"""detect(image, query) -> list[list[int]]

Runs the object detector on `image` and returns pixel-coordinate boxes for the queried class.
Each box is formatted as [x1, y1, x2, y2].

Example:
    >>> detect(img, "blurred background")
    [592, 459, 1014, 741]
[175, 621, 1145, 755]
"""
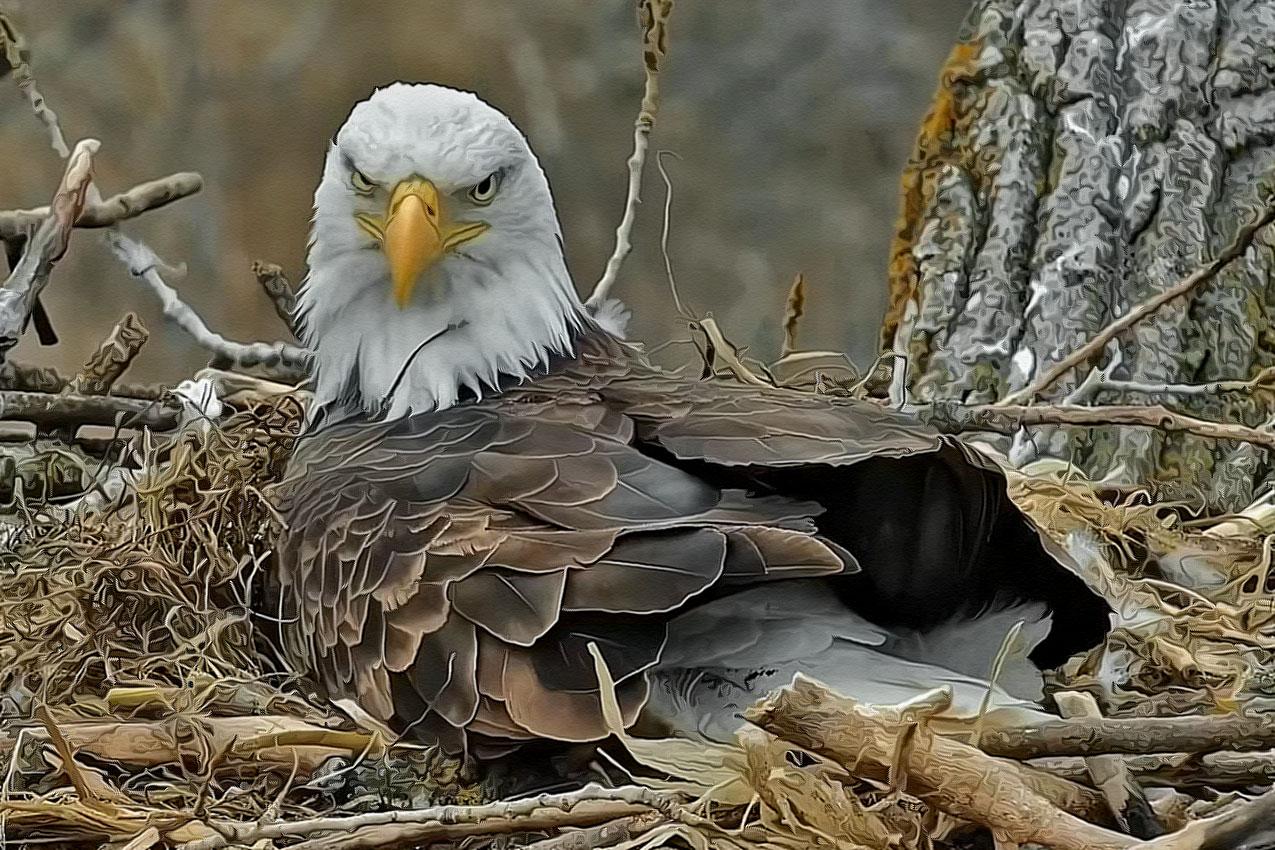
[0, 0, 968, 383]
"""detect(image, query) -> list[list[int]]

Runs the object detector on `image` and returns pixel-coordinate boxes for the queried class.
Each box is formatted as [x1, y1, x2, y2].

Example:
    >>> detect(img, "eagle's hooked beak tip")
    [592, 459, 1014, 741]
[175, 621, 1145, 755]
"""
[383, 179, 444, 310]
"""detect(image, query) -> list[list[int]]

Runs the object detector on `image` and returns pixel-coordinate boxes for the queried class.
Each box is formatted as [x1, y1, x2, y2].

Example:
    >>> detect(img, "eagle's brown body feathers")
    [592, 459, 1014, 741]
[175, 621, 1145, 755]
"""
[276, 334, 1108, 754]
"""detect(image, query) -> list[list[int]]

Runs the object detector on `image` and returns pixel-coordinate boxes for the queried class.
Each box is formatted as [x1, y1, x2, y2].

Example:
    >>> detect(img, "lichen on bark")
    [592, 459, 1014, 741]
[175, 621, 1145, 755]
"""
[887, 0, 1275, 510]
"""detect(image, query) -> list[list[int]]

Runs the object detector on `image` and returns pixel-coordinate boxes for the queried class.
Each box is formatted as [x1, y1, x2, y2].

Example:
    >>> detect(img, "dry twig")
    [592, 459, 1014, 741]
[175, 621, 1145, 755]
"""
[181, 784, 686, 850]
[519, 813, 665, 850]
[108, 233, 311, 380]
[586, 0, 674, 307]
[34, 705, 107, 812]
[916, 401, 1275, 453]
[0, 10, 69, 158]
[1003, 203, 1275, 405]
[0, 172, 204, 240]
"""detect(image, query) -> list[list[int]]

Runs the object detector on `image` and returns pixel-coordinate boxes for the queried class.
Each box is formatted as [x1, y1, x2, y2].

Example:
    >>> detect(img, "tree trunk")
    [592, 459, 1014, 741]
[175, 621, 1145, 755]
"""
[885, 0, 1275, 511]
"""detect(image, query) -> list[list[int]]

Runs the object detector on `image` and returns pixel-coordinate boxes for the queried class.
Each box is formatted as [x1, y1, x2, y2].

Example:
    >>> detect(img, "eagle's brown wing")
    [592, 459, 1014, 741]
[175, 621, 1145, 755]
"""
[276, 340, 1107, 753]
[276, 388, 855, 753]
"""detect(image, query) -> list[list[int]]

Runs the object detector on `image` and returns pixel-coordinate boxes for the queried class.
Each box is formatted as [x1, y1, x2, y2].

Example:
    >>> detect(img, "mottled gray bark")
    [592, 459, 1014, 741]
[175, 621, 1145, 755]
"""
[886, 0, 1275, 511]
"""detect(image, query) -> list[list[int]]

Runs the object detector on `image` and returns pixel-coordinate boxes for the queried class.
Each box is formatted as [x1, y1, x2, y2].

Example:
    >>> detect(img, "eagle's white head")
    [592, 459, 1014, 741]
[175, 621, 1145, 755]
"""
[297, 83, 597, 423]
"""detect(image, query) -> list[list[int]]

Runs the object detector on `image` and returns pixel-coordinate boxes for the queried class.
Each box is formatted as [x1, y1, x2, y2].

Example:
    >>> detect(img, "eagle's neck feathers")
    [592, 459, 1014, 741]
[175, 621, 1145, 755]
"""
[297, 238, 588, 423]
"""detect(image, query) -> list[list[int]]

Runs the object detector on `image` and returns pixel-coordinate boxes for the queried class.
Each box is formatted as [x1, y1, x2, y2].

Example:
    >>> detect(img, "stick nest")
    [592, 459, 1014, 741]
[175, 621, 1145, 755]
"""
[1, 399, 303, 708]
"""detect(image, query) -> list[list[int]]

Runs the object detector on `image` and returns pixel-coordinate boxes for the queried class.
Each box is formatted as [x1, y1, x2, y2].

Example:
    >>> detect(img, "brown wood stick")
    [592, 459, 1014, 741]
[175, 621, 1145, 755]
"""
[285, 804, 656, 850]
[0, 172, 203, 239]
[746, 677, 1131, 850]
[2, 714, 373, 778]
[179, 785, 687, 850]
[978, 713, 1275, 760]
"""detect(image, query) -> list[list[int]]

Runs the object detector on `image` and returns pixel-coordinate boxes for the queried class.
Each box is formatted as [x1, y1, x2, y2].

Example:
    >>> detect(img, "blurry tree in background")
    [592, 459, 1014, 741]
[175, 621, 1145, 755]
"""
[0, 0, 967, 382]
[890, 0, 1275, 510]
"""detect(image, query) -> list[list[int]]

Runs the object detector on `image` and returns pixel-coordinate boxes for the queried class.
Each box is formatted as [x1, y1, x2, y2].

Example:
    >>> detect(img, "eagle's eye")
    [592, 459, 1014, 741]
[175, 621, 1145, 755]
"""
[468, 171, 501, 205]
[350, 168, 376, 195]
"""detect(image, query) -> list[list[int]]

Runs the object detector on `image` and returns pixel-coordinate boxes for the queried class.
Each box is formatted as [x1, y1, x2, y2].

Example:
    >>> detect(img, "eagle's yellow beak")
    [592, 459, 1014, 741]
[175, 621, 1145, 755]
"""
[355, 178, 489, 309]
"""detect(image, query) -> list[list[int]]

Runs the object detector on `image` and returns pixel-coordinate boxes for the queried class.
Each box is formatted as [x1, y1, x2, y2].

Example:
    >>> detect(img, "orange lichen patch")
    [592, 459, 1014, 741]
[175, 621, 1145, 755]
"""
[881, 38, 984, 350]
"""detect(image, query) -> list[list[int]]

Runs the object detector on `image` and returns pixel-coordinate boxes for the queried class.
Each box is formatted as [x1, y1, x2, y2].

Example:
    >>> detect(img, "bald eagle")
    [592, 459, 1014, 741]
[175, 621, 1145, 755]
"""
[276, 83, 1108, 756]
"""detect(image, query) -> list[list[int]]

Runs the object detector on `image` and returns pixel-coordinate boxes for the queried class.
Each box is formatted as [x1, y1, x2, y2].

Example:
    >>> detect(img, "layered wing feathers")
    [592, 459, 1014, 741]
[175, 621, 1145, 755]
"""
[278, 382, 868, 750]
[277, 345, 972, 751]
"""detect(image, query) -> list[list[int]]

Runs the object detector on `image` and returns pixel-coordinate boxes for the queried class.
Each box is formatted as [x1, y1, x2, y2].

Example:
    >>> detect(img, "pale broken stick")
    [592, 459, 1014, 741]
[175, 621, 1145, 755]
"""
[0, 172, 204, 240]
[0, 137, 97, 353]
[746, 677, 1131, 850]
[107, 233, 312, 381]
[751, 681, 1275, 850]
[1133, 788, 1275, 850]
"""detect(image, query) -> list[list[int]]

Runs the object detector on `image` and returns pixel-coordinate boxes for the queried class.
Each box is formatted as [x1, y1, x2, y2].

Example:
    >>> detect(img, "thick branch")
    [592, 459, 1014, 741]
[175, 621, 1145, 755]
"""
[586, 0, 673, 307]
[0, 390, 178, 430]
[746, 677, 1129, 850]
[107, 233, 311, 380]
[1032, 751, 1275, 789]
[0, 172, 203, 240]
[65, 312, 148, 395]
[285, 806, 657, 850]
[1003, 204, 1275, 405]
[915, 401, 1275, 453]
[978, 713, 1275, 760]
[0, 138, 97, 353]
